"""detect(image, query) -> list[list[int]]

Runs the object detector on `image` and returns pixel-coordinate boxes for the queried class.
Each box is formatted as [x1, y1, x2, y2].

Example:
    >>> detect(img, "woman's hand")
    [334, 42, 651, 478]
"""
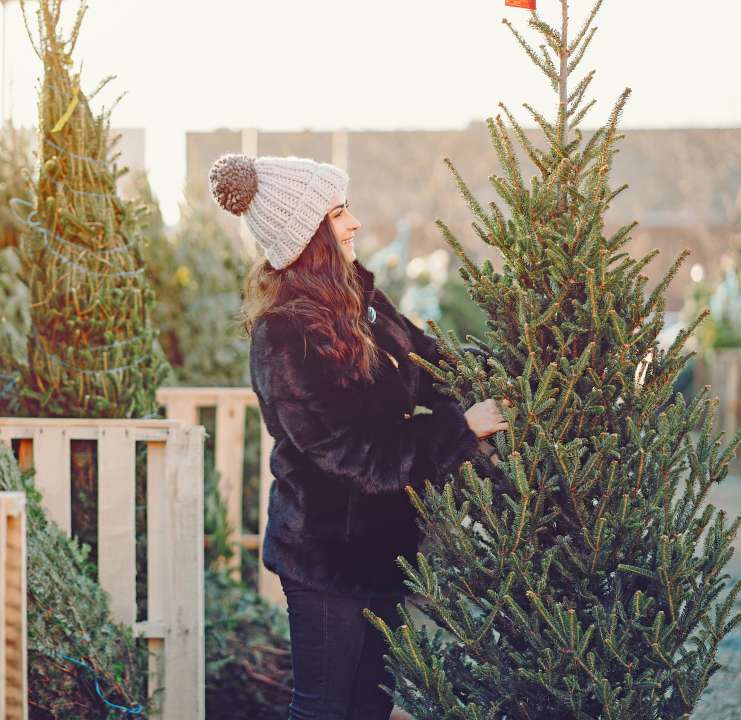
[464, 397, 512, 439]
[478, 439, 501, 466]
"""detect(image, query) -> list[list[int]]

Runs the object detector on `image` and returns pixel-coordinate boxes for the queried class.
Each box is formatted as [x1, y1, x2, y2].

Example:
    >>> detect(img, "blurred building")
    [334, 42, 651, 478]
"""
[112, 127, 146, 199]
[186, 125, 741, 310]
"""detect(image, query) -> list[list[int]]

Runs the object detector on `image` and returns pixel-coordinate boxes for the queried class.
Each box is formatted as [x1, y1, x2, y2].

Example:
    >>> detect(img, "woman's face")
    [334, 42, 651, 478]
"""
[327, 192, 361, 263]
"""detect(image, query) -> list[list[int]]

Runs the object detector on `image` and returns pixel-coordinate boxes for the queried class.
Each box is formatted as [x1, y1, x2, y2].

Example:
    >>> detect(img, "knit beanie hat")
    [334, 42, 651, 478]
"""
[208, 154, 349, 270]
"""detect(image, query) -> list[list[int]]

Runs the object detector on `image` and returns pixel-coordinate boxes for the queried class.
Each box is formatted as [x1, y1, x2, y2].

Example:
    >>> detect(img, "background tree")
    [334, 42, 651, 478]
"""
[0, 122, 33, 412]
[365, 2, 741, 718]
[141, 180, 248, 387]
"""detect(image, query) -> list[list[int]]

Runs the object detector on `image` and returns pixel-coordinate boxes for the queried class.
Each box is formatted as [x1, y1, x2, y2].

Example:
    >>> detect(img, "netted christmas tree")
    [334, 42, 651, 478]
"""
[10, 0, 169, 419]
[0, 441, 145, 718]
[365, 2, 741, 718]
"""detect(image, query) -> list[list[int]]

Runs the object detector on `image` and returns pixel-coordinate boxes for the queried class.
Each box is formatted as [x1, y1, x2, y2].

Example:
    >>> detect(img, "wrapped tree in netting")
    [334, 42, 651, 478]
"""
[11, 0, 169, 419]
[0, 441, 146, 718]
[365, 2, 741, 718]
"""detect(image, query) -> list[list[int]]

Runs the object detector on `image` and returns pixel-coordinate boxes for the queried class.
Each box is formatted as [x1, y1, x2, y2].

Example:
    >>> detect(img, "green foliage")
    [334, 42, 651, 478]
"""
[438, 272, 490, 343]
[0, 120, 34, 250]
[204, 568, 292, 720]
[140, 181, 248, 388]
[364, 3, 741, 718]
[682, 265, 741, 351]
[0, 441, 147, 718]
[201, 421, 293, 719]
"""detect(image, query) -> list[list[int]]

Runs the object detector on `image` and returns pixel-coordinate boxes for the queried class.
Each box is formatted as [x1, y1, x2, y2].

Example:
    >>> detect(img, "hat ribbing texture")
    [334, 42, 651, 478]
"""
[209, 154, 349, 270]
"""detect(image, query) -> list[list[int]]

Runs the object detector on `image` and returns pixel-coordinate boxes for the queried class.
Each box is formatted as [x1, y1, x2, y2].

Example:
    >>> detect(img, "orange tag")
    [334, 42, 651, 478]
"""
[506, 0, 536, 8]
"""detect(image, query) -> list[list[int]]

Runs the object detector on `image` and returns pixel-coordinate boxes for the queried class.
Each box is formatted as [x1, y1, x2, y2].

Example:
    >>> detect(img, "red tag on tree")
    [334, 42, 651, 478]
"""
[506, 0, 536, 8]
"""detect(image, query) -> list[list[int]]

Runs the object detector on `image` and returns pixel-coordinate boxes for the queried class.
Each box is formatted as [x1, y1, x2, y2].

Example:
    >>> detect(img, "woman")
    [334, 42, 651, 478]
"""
[209, 154, 508, 720]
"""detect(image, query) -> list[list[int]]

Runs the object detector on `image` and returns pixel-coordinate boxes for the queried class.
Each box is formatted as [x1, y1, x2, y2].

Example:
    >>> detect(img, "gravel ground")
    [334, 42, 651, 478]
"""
[694, 468, 741, 720]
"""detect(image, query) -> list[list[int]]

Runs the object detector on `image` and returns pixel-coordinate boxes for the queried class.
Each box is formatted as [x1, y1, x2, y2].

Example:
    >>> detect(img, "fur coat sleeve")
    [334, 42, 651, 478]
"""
[250, 314, 480, 497]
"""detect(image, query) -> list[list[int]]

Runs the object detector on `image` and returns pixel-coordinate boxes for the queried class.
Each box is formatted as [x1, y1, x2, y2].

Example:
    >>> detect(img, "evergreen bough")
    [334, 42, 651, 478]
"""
[364, 2, 741, 718]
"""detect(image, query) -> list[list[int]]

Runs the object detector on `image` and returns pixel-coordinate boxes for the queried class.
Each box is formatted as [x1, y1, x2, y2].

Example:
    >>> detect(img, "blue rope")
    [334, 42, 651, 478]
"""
[0, 374, 18, 398]
[44, 136, 110, 170]
[57, 653, 144, 715]
[9, 198, 143, 278]
[28, 327, 149, 355]
[39, 348, 152, 375]
[53, 178, 116, 200]
[14, 200, 131, 255]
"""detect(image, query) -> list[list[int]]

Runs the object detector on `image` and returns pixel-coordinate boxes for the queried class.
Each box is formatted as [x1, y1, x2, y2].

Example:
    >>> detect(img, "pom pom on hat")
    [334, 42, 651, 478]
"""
[208, 153, 259, 215]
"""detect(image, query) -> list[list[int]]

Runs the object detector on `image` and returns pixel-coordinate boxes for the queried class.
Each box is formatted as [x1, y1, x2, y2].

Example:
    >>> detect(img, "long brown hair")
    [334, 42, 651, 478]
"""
[240, 215, 381, 387]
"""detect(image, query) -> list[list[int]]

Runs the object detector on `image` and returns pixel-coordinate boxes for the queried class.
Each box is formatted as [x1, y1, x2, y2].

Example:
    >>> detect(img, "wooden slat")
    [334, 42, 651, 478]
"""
[0, 418, 184, 430]
[32, 426, 71, 534]
[162, 425, 205, 719]
[132, 620, 167, 638]
[157, 387, 255, 405]
[147, 637, 165, 717]
[240, 534, 259, 550]
[0, 497, 6, 720]
[166, 399, 198, 427]
[1, 493, 27, 720]
[98, 427, 137, 626]
[146, 437, 168, 719]
[215, 395, 246, 576]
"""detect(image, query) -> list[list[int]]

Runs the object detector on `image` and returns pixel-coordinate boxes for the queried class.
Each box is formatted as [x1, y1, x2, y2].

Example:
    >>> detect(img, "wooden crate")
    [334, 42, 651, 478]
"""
[0, 419, 205, 720]
[0, 492, 27, 720]
[156, 387, 283, 608]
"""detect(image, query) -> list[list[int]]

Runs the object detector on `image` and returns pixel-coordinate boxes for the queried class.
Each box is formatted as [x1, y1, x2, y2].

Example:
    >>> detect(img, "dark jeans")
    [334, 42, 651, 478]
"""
[280, 574, 405, 720]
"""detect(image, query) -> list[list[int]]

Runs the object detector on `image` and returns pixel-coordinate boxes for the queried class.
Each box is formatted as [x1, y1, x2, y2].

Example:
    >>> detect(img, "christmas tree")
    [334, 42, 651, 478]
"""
[365, 2, 741, 718]
[11, 0, 169, 419]
[0, 436, 145, 716]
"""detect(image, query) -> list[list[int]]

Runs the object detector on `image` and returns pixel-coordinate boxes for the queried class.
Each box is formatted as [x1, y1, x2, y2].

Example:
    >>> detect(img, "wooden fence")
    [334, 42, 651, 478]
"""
[155, 387, 283, 608]
[0, 418, 205, 720]
[0, 492, 27, 720]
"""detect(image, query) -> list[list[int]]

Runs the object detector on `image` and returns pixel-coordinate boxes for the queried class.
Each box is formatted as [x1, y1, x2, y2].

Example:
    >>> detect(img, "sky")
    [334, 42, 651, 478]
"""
[6, 0, 741, 224]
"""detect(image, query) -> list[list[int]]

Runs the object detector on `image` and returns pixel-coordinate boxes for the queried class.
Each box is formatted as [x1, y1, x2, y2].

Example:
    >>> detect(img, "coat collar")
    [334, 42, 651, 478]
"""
[353, 259, 377, 307]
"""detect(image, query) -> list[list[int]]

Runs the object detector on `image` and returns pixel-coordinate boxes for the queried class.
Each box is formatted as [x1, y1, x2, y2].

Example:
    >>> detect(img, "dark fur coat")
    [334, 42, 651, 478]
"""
[249, 259, 480, 597]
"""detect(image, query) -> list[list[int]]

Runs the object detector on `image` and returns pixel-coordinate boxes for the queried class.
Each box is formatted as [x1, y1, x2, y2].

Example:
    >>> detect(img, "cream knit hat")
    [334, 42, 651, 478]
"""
[208, 154, 349, 270]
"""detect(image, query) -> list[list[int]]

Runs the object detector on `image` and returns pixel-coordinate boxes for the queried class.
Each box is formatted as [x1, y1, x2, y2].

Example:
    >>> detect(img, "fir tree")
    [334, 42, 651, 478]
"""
[365, 2, 741, 718]
[142, 181, 247, 388]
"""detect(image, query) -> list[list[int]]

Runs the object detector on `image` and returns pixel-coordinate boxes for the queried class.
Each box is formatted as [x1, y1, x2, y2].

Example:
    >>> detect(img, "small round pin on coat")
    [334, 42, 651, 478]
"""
[367, 306, 377, 324]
